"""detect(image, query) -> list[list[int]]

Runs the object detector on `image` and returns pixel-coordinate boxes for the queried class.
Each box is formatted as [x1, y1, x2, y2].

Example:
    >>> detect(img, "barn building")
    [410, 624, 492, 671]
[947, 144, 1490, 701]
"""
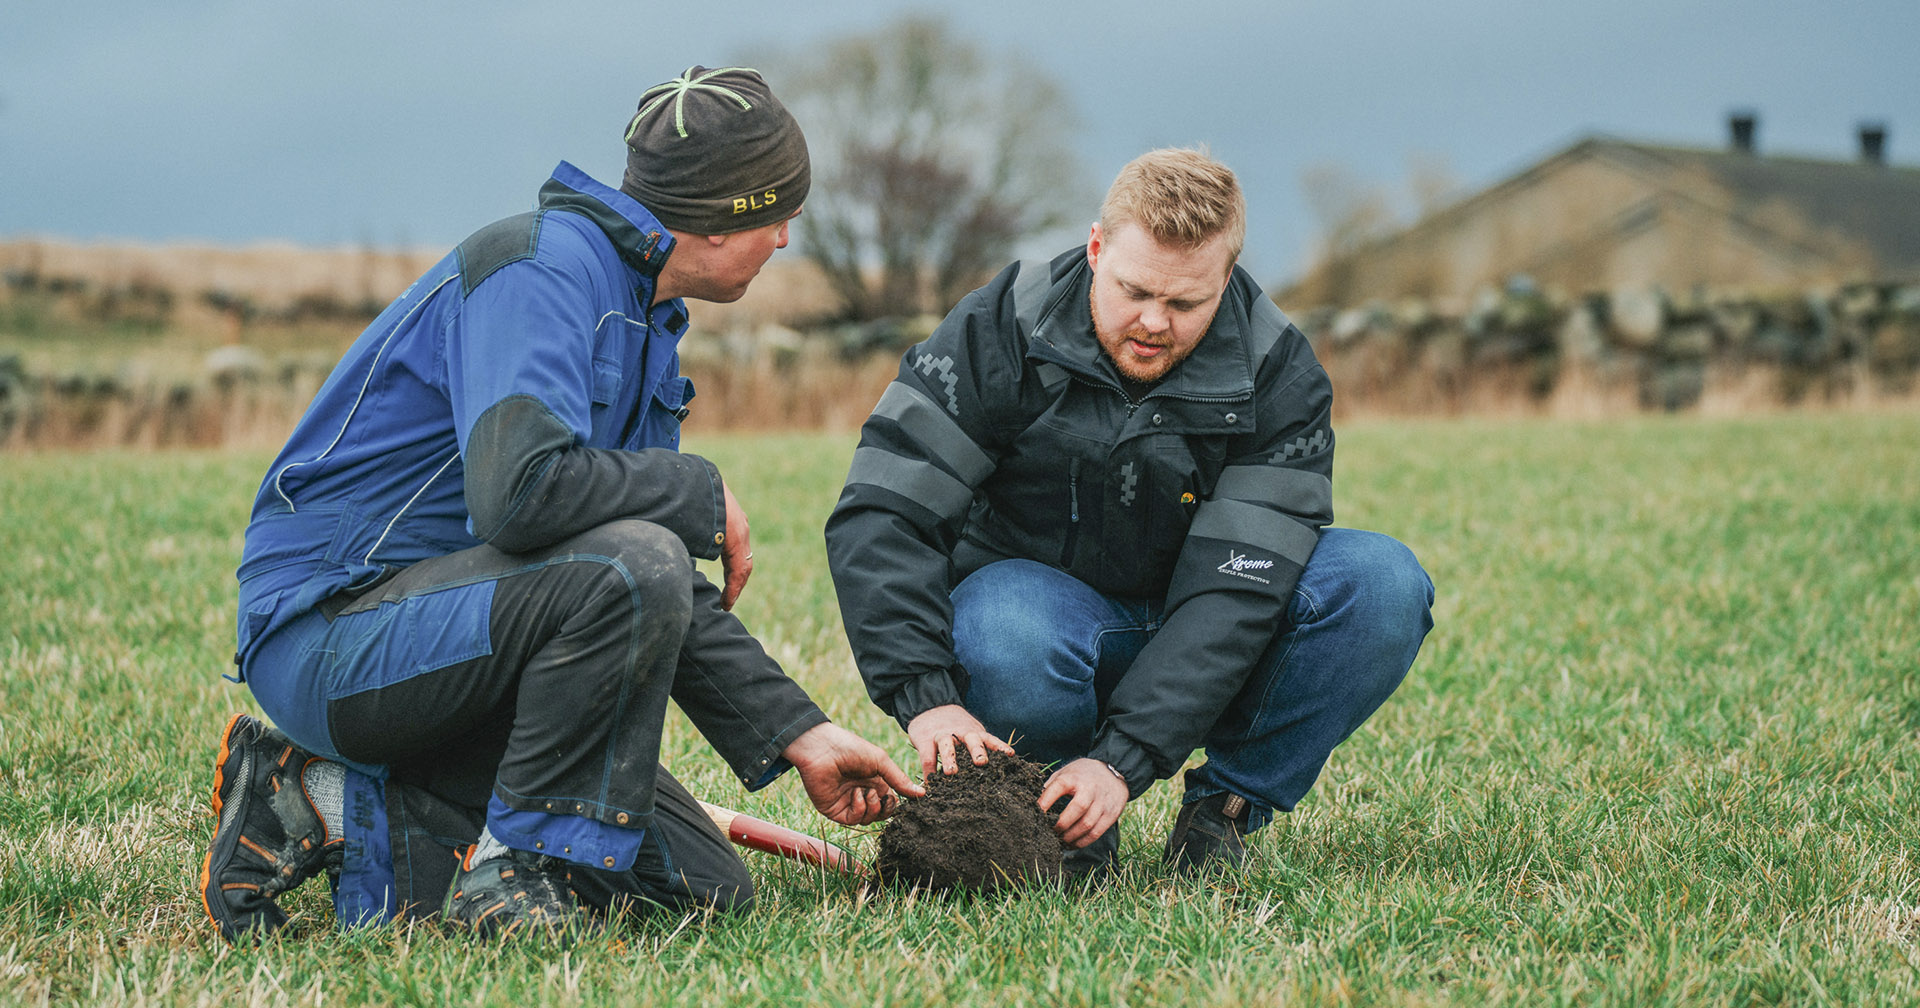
[1284, 116, 1920, 308]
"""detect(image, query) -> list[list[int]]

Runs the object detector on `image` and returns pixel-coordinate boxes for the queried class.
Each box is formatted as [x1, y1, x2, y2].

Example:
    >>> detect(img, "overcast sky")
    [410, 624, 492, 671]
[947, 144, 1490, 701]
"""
[3, 0, 1912, 285]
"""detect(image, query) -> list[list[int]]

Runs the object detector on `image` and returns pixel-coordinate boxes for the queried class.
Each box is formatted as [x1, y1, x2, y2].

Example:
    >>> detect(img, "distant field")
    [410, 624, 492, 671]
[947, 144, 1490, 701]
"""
[2, 413, 1917, 1006]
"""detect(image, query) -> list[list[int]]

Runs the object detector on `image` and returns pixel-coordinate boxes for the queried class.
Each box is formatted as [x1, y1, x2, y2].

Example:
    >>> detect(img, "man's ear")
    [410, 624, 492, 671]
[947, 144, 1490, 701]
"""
[1086, 222, 1102, 268]
[706, 233, 729, 248]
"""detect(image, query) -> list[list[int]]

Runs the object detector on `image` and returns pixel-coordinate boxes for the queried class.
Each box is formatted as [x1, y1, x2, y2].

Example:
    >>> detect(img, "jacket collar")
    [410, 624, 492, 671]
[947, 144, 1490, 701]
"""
[538, 161, 677, 282]
[538, 161, 688, 333]
[1027, 246, 1257, 403]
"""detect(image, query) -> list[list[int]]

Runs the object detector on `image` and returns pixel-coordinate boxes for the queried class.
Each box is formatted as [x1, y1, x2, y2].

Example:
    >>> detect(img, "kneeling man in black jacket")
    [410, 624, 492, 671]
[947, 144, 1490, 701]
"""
[826, 148, 1434, 879]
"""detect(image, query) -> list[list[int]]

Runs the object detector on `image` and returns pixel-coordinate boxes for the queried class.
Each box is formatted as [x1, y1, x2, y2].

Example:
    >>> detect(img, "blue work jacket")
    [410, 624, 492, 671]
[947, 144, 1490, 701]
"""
[234, 162, 698, 676]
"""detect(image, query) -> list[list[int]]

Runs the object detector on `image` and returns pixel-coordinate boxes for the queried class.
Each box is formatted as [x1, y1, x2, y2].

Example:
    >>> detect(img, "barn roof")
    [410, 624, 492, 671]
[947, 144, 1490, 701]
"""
[1581, 137, 1920, 272]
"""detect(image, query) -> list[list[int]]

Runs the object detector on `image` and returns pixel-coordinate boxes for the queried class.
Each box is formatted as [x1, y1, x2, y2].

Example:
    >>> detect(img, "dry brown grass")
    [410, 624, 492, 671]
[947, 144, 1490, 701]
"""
[1, 237, 839, 331]
[1, 239, 866, 448]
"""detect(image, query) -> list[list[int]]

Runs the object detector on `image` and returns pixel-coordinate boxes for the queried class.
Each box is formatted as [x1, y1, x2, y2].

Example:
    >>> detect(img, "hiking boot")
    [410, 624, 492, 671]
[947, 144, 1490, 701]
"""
[1164, 792, 1252, 876]
[1061, 824, 1120, 886]
[200, 713, 343, 941]
[444, 844, 590, 940]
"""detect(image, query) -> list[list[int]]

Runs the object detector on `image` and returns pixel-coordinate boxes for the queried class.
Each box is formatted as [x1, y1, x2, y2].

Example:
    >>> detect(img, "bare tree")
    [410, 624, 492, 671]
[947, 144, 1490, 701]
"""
[1292, 163, 1397, 306]
[1406, 152, 1462, 219]
[1302, 163, 1395, 261]
[754, 16, 1082, 320]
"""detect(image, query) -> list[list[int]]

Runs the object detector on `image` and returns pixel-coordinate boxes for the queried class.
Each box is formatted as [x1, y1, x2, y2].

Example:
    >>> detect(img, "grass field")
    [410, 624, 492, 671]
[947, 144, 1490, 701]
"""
[2, 412, 1917, 1006]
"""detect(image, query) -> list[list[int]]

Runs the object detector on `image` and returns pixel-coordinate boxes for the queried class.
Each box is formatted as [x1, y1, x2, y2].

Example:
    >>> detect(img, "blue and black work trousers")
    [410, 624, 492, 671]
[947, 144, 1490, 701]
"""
[242, 519, 752, 926]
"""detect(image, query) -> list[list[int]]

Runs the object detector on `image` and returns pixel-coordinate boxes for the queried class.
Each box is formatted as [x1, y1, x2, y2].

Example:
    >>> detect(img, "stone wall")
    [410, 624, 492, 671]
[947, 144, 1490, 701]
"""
[1291, 280, 1920, 416]
[8, 259, 1920, 448]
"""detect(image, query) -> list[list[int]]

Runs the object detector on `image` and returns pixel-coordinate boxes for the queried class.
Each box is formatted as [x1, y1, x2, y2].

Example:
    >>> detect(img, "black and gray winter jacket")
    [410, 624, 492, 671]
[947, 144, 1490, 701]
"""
[824, 246, 1334, 798]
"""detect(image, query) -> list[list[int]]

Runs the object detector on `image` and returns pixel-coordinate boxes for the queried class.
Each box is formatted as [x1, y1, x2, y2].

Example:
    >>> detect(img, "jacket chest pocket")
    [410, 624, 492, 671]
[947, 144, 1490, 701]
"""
[585, 356, 626, 445]
[590, 356, 623, 406]
[636, 374, 694, 449]
[1122, 434, 1225, 514]
[1106, 435, 1226, 580]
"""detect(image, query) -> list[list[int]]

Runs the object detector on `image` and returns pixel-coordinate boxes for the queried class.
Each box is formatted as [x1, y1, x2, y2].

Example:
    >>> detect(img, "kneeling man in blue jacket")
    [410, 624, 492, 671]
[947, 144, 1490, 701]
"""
[202, 65, 920, 941]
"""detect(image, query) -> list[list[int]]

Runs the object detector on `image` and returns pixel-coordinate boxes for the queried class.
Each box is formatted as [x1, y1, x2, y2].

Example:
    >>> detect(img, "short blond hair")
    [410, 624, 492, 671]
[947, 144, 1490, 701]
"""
[1099, 148, 1246, 268]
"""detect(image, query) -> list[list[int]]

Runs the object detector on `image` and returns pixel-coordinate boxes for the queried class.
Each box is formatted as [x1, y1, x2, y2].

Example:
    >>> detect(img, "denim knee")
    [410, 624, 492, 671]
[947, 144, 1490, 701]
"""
[1310, 529, 1434, 642]
[955, 595, 1088, 684]
[952, 560, 1107, 759]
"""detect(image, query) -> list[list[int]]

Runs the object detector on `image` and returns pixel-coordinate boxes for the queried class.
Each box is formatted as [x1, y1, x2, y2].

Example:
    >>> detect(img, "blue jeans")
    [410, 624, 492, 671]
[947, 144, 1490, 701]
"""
[951, 528, 1433, 831]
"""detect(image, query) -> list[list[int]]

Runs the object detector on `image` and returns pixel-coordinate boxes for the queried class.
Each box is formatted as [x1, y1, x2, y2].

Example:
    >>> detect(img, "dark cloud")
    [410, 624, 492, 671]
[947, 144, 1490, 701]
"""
[3, 0, 1913, 285]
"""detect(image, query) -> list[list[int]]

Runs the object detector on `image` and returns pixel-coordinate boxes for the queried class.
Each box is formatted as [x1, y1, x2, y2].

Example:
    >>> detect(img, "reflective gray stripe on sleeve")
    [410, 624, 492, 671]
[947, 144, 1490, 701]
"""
[872, 382, 994, 485]
[1011, 258, 1052, 338]
[1188, 498, 1319, 566]
[1213, 464, 1332, 516]
[845, 446, 976, 521]
[1247, 290, 1292, 362]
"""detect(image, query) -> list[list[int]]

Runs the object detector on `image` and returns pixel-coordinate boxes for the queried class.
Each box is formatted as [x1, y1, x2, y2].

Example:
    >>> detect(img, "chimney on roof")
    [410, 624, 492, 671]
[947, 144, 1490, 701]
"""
[1859, 122, 1887, 166]
[1729, 111, 1758, 154]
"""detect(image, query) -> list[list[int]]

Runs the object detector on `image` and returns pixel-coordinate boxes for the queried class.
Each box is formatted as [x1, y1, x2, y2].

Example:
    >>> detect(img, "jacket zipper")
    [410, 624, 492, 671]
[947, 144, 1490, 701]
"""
[1155, 389, 1247, 404]
[1063, 457, 1081, 568]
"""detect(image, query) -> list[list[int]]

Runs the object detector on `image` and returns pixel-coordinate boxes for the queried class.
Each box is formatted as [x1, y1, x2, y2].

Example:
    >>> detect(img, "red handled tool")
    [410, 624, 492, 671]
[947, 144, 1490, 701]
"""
[698, 800, 866, 875]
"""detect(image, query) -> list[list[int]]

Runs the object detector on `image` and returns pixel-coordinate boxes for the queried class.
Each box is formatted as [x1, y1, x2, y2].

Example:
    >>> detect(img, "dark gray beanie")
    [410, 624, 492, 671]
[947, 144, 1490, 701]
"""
[620, 65, 810, 235]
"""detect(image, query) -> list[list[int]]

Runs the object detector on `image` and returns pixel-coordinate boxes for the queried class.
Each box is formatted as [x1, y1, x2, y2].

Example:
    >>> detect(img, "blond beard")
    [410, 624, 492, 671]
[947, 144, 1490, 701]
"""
[1092, 286, 1181, 382]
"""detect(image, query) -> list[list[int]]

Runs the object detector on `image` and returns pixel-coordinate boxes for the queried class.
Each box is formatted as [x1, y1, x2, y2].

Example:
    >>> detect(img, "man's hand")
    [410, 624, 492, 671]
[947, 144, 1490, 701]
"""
[782, 722, 926, 826]
[906, 704, 1017, 777]
[1038, 758, 1130, 848]
[718, 481, 753, 610]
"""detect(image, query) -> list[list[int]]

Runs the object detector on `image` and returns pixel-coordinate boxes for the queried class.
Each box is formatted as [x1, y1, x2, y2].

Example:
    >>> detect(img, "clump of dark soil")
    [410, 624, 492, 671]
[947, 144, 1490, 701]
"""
[875, 745, 1064, 893]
